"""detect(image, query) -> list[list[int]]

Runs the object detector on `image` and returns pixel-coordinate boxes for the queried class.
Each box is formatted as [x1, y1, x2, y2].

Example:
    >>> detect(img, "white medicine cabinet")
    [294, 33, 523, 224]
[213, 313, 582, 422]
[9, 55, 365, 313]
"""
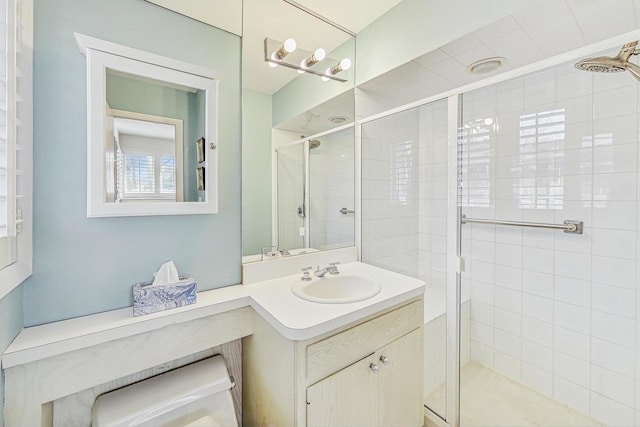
[75, 33, 221, 217]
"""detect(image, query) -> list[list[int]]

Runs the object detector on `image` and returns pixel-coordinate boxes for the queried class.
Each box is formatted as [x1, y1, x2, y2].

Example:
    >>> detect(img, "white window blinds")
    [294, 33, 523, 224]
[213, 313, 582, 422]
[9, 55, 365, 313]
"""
[0, 0, 24, 268]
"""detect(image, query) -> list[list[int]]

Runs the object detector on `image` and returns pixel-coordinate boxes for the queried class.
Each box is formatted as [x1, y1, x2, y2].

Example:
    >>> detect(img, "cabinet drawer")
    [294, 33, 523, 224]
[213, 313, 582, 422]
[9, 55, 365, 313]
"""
[306, 299, 422, 382]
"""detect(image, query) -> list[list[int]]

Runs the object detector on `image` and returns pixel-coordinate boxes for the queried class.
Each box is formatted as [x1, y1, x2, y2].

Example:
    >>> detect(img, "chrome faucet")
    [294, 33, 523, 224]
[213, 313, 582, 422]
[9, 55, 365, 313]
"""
[314, 262, 340, 277]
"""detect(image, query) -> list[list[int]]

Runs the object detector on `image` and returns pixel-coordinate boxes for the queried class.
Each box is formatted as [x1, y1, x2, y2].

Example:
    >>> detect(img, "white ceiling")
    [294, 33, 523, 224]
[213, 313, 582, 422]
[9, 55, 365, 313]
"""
[359, 0, 640, 111]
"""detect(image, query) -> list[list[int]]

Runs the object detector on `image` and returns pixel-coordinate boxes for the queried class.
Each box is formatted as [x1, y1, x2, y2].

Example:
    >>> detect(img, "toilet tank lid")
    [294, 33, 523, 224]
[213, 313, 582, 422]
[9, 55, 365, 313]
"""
[92, 355, 233, 425]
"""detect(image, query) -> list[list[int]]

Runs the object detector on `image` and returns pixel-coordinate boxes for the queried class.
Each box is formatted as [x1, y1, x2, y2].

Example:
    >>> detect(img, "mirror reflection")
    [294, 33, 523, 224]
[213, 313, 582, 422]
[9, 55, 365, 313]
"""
[275, 126, 355, 256]
[105, 69, 205, 203]
[241, 0, 356, 261]
[108, 111, 182, 202]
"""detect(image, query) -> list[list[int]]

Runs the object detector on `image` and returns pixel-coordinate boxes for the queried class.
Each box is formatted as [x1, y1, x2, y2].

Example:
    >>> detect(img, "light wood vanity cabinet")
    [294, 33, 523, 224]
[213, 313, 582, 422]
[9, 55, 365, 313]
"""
[243, 297, 424, 427]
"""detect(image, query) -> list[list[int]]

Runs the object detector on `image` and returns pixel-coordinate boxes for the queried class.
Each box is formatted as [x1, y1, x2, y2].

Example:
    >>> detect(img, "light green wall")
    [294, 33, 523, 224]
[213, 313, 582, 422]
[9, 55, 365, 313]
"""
[242, 89, 273, 255]
[355, 0, 538, 85]
[0, 286, 24, 427]
[25, 0, 241, 326]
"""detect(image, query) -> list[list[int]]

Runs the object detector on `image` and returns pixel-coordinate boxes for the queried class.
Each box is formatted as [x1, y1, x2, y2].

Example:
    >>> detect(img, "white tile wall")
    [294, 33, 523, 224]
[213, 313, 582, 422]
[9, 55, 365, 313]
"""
[462, 61, 640, 424]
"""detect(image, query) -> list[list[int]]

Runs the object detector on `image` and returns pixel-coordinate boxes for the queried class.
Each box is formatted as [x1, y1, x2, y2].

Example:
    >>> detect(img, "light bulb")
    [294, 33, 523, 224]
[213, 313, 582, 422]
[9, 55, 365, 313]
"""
[283, 38, 296, 54]
[268, 53, 279, 67]
[301, 48, 327, 69]
[328, 57, 352, 75]
[274, 38, 296, 60]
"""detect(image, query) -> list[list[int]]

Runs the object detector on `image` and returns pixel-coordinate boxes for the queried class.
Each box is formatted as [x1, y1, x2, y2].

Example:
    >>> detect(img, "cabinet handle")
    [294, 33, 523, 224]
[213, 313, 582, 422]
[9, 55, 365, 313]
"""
[379, 355, 391, 365]
[369, 363, 379, 373]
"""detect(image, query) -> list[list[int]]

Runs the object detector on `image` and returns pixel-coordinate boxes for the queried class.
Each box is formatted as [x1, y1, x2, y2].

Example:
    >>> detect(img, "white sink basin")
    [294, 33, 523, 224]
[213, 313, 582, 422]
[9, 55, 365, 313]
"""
[291, 274, 382, 304]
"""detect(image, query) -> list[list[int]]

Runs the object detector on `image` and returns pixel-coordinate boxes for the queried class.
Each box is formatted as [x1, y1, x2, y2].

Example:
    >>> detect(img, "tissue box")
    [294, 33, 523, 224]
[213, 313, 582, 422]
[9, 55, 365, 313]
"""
[132, 276, 197, 317]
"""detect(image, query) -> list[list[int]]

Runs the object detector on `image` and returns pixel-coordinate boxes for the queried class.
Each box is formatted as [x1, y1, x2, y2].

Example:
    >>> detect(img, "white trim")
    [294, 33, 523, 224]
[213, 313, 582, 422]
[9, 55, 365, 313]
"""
[84, 46, 219, 217]
[271, 147, 279, 247]
[354, 120, 362, 261]
[74, 32, 223, 81]
[0, 261, 30, 300]
[1, 0, 34, 295]
[445, 94, 461, 427]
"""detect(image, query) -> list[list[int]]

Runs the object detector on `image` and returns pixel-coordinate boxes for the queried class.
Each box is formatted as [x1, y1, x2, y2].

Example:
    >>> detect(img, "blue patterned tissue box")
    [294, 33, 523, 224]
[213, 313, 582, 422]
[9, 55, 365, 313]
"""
[132, 277, 197, 317]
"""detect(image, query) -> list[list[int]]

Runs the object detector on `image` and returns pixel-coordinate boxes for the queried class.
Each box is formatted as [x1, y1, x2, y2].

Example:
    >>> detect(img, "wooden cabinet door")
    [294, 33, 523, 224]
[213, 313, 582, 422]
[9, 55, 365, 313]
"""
[306, 353, 378, 427]
[377, 329, 423, 427]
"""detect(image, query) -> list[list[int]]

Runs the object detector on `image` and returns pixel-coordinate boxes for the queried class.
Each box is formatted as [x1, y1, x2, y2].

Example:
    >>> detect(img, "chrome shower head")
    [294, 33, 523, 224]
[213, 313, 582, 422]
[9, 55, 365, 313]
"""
[575, 41, 640, 81]
[309, 139, 321, 150]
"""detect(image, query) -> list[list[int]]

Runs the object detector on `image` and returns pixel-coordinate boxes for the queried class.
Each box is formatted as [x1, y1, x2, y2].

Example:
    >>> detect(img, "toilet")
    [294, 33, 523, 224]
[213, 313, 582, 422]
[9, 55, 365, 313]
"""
[92, 355, 239, 427]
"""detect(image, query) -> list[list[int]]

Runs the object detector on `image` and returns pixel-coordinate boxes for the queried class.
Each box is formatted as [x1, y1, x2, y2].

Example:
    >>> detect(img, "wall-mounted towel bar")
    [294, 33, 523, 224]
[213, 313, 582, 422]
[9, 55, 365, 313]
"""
[461, 216, 583, 234]
[340, 208, 355, 215]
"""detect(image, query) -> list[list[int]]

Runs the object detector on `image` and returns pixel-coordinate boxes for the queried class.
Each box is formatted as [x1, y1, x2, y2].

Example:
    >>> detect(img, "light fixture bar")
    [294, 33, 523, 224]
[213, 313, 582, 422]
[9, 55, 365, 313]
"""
[263, 38, 348, 82]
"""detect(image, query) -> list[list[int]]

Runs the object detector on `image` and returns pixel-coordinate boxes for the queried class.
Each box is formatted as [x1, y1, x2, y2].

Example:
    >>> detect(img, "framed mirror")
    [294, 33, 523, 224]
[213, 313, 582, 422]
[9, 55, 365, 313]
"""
[241, 0, 356, 262]
[76, 33, 220, 217]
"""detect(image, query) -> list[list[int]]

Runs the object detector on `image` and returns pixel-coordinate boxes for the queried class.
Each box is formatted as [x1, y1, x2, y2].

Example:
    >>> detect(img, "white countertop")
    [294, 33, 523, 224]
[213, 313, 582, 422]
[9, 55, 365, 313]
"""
[2, 261, 425, 369]
[247, 261, 425, 340]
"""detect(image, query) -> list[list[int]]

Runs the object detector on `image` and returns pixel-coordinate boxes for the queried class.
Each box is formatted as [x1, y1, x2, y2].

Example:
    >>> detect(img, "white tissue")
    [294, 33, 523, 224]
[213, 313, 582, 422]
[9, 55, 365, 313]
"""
[152, 260, 180, 287]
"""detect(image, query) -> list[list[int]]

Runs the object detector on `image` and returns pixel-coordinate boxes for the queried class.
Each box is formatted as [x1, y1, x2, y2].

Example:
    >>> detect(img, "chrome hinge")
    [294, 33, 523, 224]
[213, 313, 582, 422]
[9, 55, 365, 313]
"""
[456, 256, 465, 273]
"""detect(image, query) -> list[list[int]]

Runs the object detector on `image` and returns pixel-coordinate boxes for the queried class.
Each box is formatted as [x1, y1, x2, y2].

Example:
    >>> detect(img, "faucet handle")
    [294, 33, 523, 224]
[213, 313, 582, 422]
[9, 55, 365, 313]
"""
[328, 262, 340, 274]
[301, 266, 313, 281]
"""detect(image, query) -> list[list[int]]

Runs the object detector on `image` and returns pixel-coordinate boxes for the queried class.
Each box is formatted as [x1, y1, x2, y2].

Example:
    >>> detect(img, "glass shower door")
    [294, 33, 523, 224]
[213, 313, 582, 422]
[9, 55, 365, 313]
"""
[308, 126, 355, 251]
[360, 98, 449, 421]
[276, 143, 305, 252]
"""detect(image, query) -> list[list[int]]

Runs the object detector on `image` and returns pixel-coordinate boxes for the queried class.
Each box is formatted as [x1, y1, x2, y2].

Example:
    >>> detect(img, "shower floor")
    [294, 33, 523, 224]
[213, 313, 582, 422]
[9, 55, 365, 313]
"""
[425, 362, 603, 427]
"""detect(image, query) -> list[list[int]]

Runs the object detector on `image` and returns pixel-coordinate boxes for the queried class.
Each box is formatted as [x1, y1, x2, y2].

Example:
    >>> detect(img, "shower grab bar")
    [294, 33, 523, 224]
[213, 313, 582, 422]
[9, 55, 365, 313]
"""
[461, 215, 583, 234]
[340, 208, 355, 215]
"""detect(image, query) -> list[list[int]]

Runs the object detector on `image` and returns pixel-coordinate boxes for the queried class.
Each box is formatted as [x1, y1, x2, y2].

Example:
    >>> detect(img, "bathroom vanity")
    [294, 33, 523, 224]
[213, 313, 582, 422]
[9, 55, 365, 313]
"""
[242, 259, 425, 426]
[244, 298, 423, 426]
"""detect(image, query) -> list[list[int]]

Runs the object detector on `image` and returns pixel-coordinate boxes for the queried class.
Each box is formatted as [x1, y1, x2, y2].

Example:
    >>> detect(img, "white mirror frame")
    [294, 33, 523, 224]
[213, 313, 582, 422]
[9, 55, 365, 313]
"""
[75, 33, 220, 217]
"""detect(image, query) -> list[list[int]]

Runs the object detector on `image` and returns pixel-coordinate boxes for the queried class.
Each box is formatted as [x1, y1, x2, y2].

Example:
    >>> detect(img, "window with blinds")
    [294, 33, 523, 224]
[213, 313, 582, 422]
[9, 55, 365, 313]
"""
[120, 150, 177, 200]
[0, 0, 25, 271]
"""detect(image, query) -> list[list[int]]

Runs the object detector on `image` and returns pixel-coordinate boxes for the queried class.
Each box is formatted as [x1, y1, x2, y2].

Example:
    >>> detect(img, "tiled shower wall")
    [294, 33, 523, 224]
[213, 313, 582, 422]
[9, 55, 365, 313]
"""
[460, 61, 640, 426]
[309, 128, 355, 251]
[361, 108, 420, 278]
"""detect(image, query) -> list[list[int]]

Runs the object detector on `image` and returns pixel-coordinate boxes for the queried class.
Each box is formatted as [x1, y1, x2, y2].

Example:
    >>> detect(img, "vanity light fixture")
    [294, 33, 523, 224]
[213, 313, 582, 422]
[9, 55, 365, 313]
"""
[264, 38, 349, 82]
[268, 38, 297, 68]
[298, 48, 326, 74]
[301, 48, 326, 68]
[322, 58, 351, 81]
